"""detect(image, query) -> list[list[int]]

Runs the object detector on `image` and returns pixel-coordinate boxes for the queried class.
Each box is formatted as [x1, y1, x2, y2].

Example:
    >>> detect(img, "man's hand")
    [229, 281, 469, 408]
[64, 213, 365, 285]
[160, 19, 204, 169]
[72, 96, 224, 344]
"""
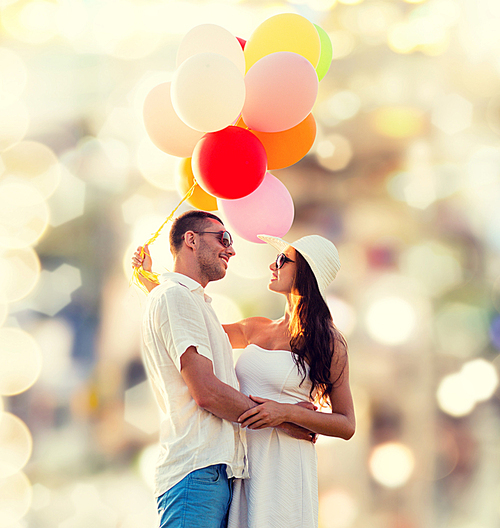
[132, 244, 152, 272]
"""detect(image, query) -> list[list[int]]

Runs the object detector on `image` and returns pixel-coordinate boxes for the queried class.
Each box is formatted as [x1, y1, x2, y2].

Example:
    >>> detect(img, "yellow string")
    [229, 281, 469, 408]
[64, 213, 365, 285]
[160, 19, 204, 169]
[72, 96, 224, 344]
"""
[130, 181, 198, 294]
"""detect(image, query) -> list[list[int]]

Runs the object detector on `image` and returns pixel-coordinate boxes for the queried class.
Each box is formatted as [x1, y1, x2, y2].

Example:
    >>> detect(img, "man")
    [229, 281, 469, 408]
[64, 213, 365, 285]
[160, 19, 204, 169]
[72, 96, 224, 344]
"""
[134, 210, 313, 528]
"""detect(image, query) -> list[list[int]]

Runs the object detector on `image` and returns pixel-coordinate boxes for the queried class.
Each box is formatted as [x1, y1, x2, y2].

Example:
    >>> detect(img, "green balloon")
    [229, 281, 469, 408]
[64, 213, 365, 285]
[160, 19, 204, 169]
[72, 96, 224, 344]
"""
[314, 24, 333, 81]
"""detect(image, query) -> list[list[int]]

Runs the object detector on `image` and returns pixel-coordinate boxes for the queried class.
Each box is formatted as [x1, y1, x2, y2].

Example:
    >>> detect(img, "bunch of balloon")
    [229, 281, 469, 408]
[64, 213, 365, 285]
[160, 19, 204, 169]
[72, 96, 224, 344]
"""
[142, 14, 333, 243]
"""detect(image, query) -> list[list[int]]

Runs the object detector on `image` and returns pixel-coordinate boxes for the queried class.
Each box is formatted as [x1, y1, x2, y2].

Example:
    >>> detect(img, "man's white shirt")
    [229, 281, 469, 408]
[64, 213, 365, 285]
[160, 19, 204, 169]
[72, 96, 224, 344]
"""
[141, 271, 248, 497]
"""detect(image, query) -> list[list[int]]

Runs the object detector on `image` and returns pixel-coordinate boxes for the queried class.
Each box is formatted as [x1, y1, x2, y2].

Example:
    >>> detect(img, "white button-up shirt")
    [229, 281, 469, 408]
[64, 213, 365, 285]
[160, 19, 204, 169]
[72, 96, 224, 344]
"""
[141, 271, 248, 497]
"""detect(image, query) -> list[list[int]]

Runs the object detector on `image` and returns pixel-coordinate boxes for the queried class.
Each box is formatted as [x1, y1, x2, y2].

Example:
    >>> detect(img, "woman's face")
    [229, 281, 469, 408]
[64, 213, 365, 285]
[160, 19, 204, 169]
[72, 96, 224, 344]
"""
[268, 247, 297, 295]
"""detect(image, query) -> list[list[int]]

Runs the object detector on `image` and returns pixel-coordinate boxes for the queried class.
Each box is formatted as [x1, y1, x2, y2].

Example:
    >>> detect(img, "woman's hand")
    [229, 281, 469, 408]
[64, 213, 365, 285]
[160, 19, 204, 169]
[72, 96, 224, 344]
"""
[238, 395, 290, 429]
[132, 244, 152, 272]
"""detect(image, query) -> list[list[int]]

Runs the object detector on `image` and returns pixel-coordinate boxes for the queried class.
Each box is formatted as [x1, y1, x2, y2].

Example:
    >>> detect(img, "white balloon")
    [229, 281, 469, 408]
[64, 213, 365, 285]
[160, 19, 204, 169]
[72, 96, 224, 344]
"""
[177, 24, 246, 75]
[172, 52, 246, 133]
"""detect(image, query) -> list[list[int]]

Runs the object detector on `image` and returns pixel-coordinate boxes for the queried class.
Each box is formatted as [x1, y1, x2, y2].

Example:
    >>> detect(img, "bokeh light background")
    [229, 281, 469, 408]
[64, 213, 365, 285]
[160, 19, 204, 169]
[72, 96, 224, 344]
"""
[1, 0, 500, 526]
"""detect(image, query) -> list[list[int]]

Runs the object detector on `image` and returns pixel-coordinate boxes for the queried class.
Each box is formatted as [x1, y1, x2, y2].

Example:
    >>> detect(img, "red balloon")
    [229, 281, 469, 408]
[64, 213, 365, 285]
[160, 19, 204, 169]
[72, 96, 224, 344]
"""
[236, 37, 246, 50]
[192, 126, 267, 200]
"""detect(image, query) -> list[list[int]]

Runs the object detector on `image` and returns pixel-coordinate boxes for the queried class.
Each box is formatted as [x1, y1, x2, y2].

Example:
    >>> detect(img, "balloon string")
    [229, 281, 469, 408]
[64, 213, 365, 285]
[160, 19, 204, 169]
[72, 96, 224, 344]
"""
[130, 181, 198, 294]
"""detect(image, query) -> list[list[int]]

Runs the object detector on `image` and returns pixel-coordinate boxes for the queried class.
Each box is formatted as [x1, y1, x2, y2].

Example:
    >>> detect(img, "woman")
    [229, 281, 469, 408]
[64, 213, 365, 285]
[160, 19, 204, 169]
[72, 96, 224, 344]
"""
[132, 233, 355, 528]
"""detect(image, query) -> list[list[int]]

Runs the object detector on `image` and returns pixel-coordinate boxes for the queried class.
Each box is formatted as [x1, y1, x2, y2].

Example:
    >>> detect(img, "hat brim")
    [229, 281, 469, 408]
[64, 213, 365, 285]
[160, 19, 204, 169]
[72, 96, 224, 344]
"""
[257, 234, 291, 253]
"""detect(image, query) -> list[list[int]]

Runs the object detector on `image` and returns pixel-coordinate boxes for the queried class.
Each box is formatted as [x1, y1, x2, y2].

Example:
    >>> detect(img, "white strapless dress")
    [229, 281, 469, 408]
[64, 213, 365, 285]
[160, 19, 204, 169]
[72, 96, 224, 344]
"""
[228, 344, 318, 528]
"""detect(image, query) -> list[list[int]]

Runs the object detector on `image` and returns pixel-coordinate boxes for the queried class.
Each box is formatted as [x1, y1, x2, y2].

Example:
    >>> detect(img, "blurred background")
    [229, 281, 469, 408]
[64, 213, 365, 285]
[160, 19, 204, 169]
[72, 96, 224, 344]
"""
[1, 0, 500, 526]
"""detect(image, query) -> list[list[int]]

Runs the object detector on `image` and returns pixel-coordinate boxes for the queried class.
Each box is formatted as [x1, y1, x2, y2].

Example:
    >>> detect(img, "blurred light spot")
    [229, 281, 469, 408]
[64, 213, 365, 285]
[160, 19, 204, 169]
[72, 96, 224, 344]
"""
[0, 48, 27, 107]
[0, 327, 42, 396]
[432, 94, 473, 134]
[327, 296, 356, 337]
[435, 303, 489, 358]
[137, 139, 178, 191]
[21, 264, 81, 317]
[461, 359, 499, 402]
[338, 0, 364, 5]
[319, 488, 358, 528]
[0, 141, 61, 199]
[225, 232, 275, 280]
[387, 163, 465, 209]
[0, 296, 7, 328]
[355, 3, 400, 41]
[0, 182, 49, 249]
[92, 0, 162, 59]
[209, 293, 243, 324]
[327, 91, 361, 121]
[31, 483, 51, 511]
[466, 146, 500, 188]
[2, 0, 58, 44]
[366, 297, 416, 345]
[138, 443, 159, 490]
[31, 318, 73, 389]
[61, 483, 118, 528]
[0, 101, 30, 150]
[124, 380, 159, 435]
[0, 412, 33, 478]
[316, 134, 353, 172]
[122, 194, 155, 226]
[437, 372, 476, 417]
[399, 241, 462, 296]
[371, 107, 425, 138]
[0, 471, 32, 526]
[388, 23, 416, 54]
[330, 30, 356, 60]
[61, 137, 129, 192]
[0, 247, 41, 303]
[55, 0, 89, 41]
[46, 165, 86, 228]
[301, 0, 337, 11]
[99, 107, 144, 148]
[486, 93, 500, 135]
[369, 442, 415, 488]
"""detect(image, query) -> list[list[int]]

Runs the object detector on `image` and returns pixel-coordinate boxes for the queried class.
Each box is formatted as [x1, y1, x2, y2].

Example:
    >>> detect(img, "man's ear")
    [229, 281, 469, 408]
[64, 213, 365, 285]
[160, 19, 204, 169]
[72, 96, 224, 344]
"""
[183, 231, 197, 250]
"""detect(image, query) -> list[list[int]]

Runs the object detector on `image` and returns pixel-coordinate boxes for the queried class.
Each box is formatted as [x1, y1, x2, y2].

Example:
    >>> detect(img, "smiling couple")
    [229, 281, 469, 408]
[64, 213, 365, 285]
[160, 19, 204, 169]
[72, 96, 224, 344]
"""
[132, 210, 355, 528]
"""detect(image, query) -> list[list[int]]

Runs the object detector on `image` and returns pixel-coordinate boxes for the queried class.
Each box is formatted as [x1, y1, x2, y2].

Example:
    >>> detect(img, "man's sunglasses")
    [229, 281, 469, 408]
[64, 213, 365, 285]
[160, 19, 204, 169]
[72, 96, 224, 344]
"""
[276, 253, 294, 269]
[193, 230, 234, 248]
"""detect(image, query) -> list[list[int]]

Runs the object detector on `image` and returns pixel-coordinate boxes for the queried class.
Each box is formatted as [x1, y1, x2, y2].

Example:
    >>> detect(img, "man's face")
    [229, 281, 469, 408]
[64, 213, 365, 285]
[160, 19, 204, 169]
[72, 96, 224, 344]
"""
[195, 220, 235, 283]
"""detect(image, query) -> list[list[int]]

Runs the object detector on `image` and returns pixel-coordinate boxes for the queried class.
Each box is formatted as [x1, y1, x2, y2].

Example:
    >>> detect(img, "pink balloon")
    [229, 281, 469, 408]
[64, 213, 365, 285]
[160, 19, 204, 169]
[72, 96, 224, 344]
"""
[143, 82, 204, 158]
[242, 51, 319, 133]
[219, 172, 294, 243]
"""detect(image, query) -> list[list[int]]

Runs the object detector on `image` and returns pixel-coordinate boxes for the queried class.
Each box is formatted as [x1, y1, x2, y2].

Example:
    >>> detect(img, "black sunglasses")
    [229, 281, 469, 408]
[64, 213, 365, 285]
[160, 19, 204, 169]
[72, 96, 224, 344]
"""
[192, 230, 233, 248]
[276, 253, 294, 269]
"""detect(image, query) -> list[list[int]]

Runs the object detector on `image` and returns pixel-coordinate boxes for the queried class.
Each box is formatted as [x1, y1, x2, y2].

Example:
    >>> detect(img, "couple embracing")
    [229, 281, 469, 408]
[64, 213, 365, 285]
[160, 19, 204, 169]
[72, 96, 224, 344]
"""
[132, 210, 355, 528]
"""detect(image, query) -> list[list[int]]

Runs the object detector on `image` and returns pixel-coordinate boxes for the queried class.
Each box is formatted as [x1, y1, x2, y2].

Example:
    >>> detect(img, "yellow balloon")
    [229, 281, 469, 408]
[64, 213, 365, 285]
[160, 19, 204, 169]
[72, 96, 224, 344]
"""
[176, 158, 218, 211]
[244, 13, 321, 72]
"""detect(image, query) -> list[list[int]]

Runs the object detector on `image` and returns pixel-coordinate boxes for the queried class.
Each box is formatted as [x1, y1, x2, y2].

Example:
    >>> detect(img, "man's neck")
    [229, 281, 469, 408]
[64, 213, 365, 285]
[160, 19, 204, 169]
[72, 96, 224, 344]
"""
[173, 261, 207, 288]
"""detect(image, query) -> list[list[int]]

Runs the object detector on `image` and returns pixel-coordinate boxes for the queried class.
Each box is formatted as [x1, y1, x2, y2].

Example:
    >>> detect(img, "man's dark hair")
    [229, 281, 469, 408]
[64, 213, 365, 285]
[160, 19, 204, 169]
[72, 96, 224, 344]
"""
[169, 210, 223, 255]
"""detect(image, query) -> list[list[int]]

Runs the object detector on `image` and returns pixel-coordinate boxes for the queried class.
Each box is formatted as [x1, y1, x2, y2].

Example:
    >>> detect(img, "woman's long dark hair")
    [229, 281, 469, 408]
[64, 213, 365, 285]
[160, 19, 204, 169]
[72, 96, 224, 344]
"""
[289, 252, 347, 407]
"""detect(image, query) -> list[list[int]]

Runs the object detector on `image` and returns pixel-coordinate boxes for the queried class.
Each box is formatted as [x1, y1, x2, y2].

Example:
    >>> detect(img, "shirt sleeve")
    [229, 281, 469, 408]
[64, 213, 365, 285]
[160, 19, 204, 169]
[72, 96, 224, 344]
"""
[156, 285, 214, 372]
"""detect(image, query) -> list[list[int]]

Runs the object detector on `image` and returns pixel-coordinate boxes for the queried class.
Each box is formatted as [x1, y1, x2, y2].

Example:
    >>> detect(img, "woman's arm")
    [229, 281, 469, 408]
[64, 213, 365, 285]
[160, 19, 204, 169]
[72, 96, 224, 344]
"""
[238, 341, 356, 440]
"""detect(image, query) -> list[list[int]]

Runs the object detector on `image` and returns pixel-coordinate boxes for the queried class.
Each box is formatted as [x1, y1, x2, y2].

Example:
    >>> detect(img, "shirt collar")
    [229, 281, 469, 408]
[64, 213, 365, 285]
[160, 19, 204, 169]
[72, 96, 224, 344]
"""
[160, 271, 212, 303]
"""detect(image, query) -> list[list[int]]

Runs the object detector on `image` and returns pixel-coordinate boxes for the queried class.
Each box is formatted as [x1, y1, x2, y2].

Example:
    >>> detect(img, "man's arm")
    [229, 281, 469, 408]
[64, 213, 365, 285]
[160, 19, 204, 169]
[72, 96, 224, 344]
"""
[180, 346, 255, 422]
[180, 347, 316, 441]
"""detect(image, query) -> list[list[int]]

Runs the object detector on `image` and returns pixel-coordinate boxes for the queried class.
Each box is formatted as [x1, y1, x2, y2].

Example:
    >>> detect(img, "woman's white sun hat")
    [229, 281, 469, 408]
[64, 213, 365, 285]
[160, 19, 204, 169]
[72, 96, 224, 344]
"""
[257, 234, 341, 298]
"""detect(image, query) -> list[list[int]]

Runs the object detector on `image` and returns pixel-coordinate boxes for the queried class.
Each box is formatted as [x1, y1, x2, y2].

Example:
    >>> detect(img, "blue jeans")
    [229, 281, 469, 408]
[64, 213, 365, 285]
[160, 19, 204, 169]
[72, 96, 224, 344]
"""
[157, 464, 233, 528]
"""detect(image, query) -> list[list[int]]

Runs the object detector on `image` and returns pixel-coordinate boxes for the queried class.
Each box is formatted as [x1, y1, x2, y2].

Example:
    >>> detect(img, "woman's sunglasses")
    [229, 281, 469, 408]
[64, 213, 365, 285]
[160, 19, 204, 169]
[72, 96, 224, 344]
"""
[276, 253, 295, 269]
[193, 230, 233, 248]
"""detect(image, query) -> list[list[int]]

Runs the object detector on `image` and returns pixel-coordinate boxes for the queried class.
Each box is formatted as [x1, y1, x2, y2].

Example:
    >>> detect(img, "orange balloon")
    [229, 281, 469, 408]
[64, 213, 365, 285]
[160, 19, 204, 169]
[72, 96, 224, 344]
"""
[238, 114, 316, 170]
[176, 158, 218, 211]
